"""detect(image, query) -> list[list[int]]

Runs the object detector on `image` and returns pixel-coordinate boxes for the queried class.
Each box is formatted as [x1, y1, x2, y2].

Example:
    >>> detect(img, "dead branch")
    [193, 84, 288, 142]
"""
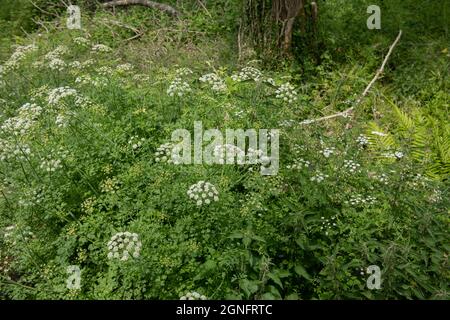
[300, 30, 403, 125]
[102, 0, 181, 17]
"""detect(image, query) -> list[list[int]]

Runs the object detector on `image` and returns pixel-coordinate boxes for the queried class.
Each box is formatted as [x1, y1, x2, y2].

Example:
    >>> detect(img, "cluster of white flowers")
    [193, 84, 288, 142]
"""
[48, 58, 66, 71]
[107, 232, 142, 261]
[18, 188, 44, 207]
[345, 194, 376, 206]
[310, 171, 329, 183]
[167, 77, 191, 97]
[44, 46, 69, 71]
[321, 147, 336, 158]
[356, 134, 369, 147]
[45, 45, 69, 60]
[73, 37, 90, 47]
[75, 74, 107, 87]
[1, 116, 35, 136]
[47, 86, 78, 105]
[429, 189, 442, 203]
[39, 148, 68, 172]
[154, 143, 175, 163]
[213, 144, 245, 164]
[40, 158, 62, 172]
[3, 225, 34, 246]
[275, 83, 298, 103]
[175, 67, 193, 77]
[382, 151, 404, 160]
[231, 67, 263, 82]
[320, 216, 337, 236]
[69, 61, 82, 69]
[55, 111, 75, 128]
[128, 136, 145, 150]
[2, 44, 38, 72]
[116, 63, 133, 73]
[199, 73, 227, 92]
[373, 173, 389, 185]
[245, 148, 271, 171]
[100, 177, 120, 194]
[187, 181, 219, 206]
[132, 74, 150, 82]
[343, 159, 361, 173]
[0, 140, 32, 161]
[96, 66, 114, 76]
[91, 44, 112, 53]
[81, 197, 96, 214]
[1, 103, 41, 135]
[82, 59, 95, 68]
[286, 158, 311, 170]
[180, 291, 207, 300]
[18, 103, 42, 120]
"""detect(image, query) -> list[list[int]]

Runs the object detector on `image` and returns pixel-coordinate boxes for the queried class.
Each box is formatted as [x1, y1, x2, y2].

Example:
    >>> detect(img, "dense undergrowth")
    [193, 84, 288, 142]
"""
[0, 0, 448, 299]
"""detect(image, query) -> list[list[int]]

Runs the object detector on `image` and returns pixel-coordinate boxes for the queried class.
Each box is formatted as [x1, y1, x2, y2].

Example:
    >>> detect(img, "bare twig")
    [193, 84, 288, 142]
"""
[102, 0, 181, 17]
[300, 30, 403, 125]
[27, 0, 59, 17]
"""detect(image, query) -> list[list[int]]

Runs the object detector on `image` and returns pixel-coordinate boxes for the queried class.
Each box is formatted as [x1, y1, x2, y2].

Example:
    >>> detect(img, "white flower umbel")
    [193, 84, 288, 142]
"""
[275, 83, 298, 104]
[213, 144, 245, 164]
[320, 216, 337, 236]
[3, 44, 38, 72]
[96, 66, 114, 76]
[286, 158, 311, 170]
[310, 171, 329, 183]
[128, 136, 145, 150]
[180, 291, 207, 300]
[343, 159, 361, 173]
[39, 148, 68, 173]
[0, 140, 32, 161]
[187, 181, 219, 206]
[116, 63, 134, 73]
[107, 232, 142, 261]
[73, 37, 90, 47]
[321, 147, 336, 158]
[373, 173, 389, 185]
[47, 87, 78, 105]
[91, 44, 112, 53]
[175, 67, 193, 77]
[356, 134, 369, 147]
[44, 46, 69, 61]
[18, 103, 42, 120]
[1, 117, 34, 136]
[154, 143, 175, 163]
[48, 58, 66, 71]
[199, 73, 227, 92]
[167, 77, 191, 97]
[345, 194, 377, 207]
[75, 75, 107, 87]
[231, 67, 263, 82]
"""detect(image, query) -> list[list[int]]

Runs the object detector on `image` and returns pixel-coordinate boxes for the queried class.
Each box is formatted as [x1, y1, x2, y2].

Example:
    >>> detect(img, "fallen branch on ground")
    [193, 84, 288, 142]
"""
[300, 30, 402, 125]
[102, 0, 181, 17]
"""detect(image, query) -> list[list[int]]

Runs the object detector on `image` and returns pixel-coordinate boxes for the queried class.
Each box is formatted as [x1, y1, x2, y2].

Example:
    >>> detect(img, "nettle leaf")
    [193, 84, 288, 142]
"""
[294, 265, 312, 281]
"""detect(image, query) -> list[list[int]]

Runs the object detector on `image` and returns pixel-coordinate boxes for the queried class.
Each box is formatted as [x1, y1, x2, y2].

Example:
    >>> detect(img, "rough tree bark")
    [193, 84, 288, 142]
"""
[102, 0, 181, 17]
[243, 0, 317, 59]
